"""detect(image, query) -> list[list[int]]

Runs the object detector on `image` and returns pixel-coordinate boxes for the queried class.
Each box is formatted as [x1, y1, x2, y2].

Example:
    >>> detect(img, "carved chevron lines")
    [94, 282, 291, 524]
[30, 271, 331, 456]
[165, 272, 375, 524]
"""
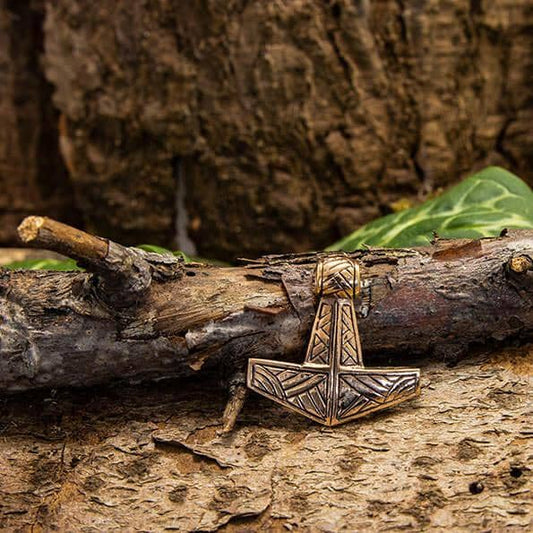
[318, 257, 359, 299]
[247, 361, 329, 422]
[305, 299, 361, 368]
[339, 301, 362, 367]
[336, 370, 420, 422]
[248, 359, 420, 425]
[305, 301, 332, 365]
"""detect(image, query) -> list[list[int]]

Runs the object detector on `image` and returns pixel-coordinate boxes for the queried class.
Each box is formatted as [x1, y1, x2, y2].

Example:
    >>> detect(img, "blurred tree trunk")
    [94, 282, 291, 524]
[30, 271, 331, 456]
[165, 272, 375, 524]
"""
[2, 1, 533, 260]
[0, 0, 80, 243]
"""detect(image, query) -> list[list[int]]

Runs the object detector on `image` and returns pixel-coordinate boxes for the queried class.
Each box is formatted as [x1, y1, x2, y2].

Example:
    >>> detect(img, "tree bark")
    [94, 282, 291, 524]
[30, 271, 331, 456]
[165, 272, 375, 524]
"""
[40, 0, 533, 259]
[0, 336, 531, 531]
[3, 218, 533, 394]
[0, 0, 80, 244]
[2, 1, 533, 259]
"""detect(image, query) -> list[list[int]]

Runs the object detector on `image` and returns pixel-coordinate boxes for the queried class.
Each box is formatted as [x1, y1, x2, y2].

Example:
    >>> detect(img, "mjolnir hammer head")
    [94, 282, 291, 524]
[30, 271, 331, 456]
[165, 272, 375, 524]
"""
[247, 256, 421, 426]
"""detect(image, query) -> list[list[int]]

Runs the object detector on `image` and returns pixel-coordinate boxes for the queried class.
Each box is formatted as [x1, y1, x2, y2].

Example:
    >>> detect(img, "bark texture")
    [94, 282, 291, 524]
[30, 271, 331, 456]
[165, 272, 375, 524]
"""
[3, 224, 533, 394]
[0, 0, 80, 244]
[40, 0, 533, 259]
[0, 348, 531, 531]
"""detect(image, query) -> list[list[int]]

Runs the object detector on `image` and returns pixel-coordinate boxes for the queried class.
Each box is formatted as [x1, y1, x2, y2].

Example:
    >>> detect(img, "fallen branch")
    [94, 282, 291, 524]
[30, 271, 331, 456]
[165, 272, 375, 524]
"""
[17, 216, 166, 305]
[2, 217, 533, 405]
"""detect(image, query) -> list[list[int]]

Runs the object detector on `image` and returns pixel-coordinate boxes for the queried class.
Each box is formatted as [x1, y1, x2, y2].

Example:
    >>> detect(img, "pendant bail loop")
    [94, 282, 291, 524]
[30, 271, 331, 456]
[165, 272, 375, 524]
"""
[315, 255, 361, 299]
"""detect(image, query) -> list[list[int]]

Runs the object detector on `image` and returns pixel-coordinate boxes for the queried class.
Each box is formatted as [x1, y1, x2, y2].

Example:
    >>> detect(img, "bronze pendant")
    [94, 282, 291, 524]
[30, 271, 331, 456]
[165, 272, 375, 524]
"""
[247, 256, 421, 426]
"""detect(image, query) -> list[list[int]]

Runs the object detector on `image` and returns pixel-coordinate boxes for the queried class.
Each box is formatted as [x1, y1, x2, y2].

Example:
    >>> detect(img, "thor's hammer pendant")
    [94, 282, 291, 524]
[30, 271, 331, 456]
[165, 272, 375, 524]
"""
[247, 256, 421, 426]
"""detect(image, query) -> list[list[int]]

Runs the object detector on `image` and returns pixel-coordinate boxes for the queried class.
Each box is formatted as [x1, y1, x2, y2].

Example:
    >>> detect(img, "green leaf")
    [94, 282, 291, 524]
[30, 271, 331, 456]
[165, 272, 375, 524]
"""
[136, 245, 193, 262]
[327, 166, 533, 250]
[3, 258, 82, 271]
[135, 245, 229, 265]
[2, 245, 205, 271]
[136, 244, 176, 255]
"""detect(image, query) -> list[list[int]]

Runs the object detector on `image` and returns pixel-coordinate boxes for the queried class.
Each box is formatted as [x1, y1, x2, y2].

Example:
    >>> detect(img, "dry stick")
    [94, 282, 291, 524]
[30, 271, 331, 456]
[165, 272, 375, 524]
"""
[2, 218, 533, 425]
[18, 216, 158, 304]
[18, 216, 109, 263]
[221, 380, 248, 434]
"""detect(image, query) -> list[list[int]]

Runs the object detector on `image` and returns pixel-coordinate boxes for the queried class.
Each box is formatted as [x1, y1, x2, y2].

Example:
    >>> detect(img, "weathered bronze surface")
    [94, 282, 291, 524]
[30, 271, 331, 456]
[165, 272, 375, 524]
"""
[247, 256, 421, 425]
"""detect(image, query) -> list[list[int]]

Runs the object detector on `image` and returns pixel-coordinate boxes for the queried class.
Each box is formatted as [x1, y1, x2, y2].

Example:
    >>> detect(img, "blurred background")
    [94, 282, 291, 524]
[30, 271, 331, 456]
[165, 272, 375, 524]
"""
[1, 0, 532, 261]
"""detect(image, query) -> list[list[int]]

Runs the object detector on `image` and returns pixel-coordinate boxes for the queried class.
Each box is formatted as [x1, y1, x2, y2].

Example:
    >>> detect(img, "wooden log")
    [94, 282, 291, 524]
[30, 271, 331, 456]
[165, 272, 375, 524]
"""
[2, 218, 533, 395]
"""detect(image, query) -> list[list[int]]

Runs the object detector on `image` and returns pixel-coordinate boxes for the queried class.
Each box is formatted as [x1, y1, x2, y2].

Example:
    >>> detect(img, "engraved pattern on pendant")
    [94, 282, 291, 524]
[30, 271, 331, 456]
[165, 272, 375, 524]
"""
[247, 257, 421, 426]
